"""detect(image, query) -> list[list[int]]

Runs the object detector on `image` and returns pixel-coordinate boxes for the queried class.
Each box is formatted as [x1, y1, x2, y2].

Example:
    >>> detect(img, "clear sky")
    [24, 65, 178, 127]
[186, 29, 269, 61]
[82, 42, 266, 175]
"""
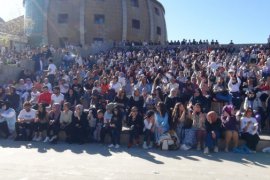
[0, 0, 269, 44]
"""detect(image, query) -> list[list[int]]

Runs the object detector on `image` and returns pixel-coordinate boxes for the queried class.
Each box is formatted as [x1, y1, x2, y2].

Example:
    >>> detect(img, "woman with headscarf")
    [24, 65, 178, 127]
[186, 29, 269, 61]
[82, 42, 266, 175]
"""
[129, 88, 144, 114]
[44, 103, 61, 143]
[204, 111, 222, 154]
[221, 105, 239, 152]
[70, 104, 88, 144]
[165, 88, 182, 114]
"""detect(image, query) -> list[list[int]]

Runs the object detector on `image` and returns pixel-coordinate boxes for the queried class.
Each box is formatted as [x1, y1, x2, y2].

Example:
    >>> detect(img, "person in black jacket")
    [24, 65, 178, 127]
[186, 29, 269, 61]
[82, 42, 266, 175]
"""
[108, 106, 122, 148]
[204, 111, 222, 154]
[70, 104, 88, 144]
[164, 88, 183, 114]
[127, 106, 143, 148]
[6, 86, 20, 112]
[129, 88, 144, 114]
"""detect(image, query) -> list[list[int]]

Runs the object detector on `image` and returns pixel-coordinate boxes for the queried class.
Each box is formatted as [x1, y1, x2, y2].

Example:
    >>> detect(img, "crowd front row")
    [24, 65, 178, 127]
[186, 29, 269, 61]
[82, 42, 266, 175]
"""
[0, 100, 260, 154]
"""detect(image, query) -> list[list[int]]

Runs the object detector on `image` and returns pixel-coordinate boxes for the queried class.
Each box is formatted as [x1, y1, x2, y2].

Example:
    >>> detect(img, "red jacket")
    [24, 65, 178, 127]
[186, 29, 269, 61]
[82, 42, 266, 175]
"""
[38, 92, 52, 105]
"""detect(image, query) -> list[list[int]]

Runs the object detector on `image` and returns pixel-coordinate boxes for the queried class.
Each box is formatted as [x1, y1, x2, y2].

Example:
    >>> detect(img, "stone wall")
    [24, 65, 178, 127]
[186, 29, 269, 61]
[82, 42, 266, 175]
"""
[0, 60, 34, 84]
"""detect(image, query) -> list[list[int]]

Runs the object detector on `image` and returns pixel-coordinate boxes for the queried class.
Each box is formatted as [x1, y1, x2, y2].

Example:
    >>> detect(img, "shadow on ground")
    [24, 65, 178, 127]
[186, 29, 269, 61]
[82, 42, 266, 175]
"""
[0, 139, 270, 167]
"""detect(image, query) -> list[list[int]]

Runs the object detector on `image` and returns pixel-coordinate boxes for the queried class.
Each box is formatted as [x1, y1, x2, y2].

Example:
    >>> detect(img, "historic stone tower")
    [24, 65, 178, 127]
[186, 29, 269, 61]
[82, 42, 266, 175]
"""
[24, 0, 167, 47]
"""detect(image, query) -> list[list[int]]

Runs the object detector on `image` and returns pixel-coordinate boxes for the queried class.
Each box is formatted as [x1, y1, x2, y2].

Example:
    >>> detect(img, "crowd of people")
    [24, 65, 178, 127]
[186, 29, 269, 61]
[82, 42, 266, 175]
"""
[0, 41, 270, 154]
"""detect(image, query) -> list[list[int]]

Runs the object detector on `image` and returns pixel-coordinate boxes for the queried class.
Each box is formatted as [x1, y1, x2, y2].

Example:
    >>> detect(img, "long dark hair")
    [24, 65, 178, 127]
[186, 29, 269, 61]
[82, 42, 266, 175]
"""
[157, 102, 167, 117]
[37, 103, 47, 119]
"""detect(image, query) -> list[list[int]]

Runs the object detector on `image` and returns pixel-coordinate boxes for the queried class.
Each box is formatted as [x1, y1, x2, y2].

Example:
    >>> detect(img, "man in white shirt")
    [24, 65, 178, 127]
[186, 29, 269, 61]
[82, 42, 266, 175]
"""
[15, 101, 36, 141]
[109, 76, 122, 93]
[51, 86, 64, 106]
[45, 58, 57, 86]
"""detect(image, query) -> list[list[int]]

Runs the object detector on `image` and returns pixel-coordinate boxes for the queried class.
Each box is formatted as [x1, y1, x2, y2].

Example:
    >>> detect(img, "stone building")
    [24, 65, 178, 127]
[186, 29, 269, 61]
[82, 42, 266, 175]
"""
[24, 0, 167, 47]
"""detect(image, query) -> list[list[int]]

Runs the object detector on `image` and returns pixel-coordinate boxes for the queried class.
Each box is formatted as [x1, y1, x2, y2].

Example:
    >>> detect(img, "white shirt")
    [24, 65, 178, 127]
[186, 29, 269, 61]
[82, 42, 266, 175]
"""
[48, 63, 57, 75]
[228, 77, 241, 92]
[240, 117, 258, 135]
[109, 81, 122, 93]
[30, 91, 40, 104]
[51, 93, 64, 104]
[18, 109, 36, 122]
[144, 119, 153, 131]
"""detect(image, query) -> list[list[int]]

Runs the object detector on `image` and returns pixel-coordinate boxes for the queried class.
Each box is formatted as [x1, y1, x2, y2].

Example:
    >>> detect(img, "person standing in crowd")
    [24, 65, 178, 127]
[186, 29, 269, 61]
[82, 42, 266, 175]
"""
[240, 108, 260, 153]
[204, 111, 222, 154]
[15, 102, 36, 141]
[45, 58, 57, 86]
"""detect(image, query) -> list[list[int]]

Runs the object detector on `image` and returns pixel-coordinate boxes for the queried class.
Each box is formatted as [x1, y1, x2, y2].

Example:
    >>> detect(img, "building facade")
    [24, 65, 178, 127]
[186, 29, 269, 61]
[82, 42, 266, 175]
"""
[24, 0, 167, 47]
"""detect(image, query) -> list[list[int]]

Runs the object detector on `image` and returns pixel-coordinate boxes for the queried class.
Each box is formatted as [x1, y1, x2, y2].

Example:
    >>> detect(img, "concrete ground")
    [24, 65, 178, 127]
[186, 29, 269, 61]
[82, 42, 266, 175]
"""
[0, 139, 269, 180]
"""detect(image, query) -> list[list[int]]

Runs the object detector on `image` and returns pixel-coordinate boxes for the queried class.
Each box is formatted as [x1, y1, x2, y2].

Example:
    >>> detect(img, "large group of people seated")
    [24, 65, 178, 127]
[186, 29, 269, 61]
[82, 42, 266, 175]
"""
[0, 40, 269, 154]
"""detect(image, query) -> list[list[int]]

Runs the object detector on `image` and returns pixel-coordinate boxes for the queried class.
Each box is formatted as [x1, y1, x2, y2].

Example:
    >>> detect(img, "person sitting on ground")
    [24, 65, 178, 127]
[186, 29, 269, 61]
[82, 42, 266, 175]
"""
[221, 105, 239, 152]
[70, 104, 88, 144]
[44, 103, 61, 143]
[15, 101, 36, 141]
[0, 101, 16, 138]
[59, 102, 73, 143]
[142, 110, 155, 149]
[127, 106, 143, 148]
[191, 103, 206, 151]
[94, 109, 104, 143]
[38, 86, 52, 107]
[240, 107, 260, 153]
[154, 102, 169, 146]
[108, 106, 122, 149]
[33, 103, 48, 142]
[204, 111, 222, 154]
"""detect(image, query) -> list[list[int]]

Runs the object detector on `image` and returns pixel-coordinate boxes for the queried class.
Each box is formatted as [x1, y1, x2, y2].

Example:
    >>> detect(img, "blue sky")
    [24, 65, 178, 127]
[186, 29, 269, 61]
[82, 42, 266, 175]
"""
[0, 0, 269, 44]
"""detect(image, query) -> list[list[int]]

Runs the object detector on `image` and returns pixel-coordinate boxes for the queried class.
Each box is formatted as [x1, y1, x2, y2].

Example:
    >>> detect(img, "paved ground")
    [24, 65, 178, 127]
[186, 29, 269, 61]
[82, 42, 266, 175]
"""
[0, 139, 269, 180]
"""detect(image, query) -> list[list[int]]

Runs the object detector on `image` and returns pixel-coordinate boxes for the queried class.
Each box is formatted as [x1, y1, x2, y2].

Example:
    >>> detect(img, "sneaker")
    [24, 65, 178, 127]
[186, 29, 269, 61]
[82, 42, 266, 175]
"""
[49, 136, 57, 143]
[142, 142, 148, 149]
[36, 136, 43, 142]
[214, 146, 219, 153]
[180, 144, 191, 151]
[204, 147, 209, 154]
[32, 135, 38, 141]
[196, 144, 201, 151]
[108, 144, 114, 148]
[114, 144, 120, 149]
[148, 142, 153, 149]
[43, 136, 50, 143]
